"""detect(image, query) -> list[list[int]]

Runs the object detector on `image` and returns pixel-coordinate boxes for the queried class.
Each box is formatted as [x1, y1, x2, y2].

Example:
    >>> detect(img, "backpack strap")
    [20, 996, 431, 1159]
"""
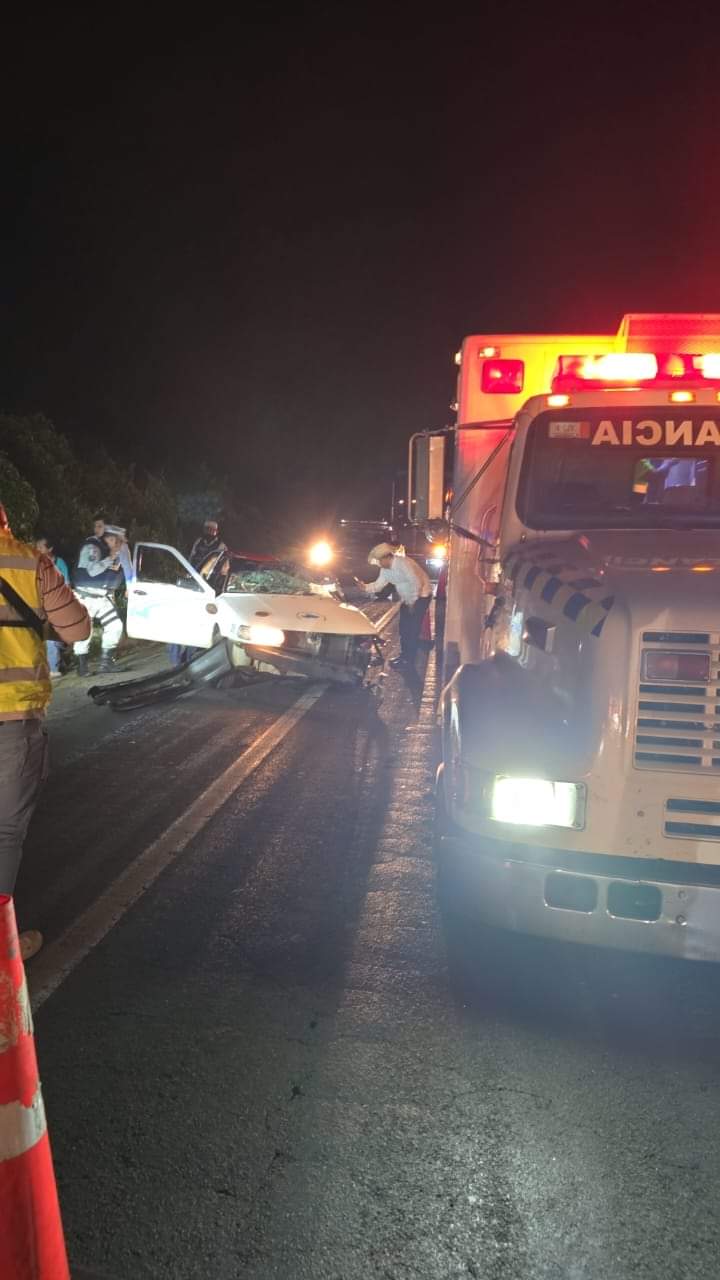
[0, 576, 45, 639]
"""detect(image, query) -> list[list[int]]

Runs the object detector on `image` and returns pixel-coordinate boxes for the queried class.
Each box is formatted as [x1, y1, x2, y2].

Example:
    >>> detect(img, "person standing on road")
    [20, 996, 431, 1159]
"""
[168, 519, 228, 668]
[190, 518, 227, 570]
[356, 542, 432, 669]
[0, 503, 90, 959]
[73, 522, 128, 676]
[35, 534, 71, 678]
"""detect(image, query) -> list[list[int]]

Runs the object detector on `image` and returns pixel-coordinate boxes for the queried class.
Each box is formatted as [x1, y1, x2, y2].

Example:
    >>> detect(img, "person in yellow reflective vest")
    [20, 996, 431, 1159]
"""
[0, 504, 90, 959]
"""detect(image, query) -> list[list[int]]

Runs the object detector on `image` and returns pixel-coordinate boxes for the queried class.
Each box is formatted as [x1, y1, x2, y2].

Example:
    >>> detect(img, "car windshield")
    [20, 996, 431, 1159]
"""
[225, 556, 316, 595]
[518, 409, 720, 529]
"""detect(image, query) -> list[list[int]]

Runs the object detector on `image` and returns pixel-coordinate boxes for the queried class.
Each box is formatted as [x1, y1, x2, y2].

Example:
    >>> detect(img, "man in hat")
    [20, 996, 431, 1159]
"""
[0, 502, 90, 959]
[356, 543, 432, 669]
[165, 519, 228, 667]
[73, 521, 129, 675]
[190, 518, 227, 571]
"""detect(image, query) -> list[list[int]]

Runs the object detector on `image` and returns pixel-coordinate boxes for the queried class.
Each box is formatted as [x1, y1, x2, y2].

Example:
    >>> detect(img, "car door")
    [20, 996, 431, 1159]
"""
[127, 543, 219, 648]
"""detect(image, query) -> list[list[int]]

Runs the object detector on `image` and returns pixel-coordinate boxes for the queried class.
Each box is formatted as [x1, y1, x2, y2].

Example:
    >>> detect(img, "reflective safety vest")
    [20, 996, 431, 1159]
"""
[0, 535, 51, 718]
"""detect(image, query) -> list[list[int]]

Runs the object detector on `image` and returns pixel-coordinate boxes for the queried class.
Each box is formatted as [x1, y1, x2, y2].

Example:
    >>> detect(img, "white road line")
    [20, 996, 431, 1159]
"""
[30, 686, 326, 1012]
[30, 605, 402, 1012]
[374, 601, 402, 632]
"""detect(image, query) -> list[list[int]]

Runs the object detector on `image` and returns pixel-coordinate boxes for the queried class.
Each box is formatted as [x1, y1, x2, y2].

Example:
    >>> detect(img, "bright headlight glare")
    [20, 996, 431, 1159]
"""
[490, 777, 582, 829]
[308, 540, 334, 567]
[246, 624, 285, 647]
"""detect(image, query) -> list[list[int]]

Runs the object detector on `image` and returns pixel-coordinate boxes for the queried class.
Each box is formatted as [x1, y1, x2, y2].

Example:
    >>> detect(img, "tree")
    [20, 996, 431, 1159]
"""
[0, 454, 39, 540]
[0, 413, 178, 554]
[81, 448, 178, 544]
[0, 414, 91, 555]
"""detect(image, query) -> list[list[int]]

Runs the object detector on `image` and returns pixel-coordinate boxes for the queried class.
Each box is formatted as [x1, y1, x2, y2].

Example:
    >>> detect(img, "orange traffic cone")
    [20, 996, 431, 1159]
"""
[0, 897, 70, 1279]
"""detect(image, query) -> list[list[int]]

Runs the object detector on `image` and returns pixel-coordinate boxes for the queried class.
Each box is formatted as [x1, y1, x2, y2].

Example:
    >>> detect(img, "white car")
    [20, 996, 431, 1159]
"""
[127, 543, 383, 686]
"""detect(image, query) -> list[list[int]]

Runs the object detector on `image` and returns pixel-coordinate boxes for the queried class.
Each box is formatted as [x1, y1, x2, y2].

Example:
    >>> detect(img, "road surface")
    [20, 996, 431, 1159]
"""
[16, 612, 720, 1279]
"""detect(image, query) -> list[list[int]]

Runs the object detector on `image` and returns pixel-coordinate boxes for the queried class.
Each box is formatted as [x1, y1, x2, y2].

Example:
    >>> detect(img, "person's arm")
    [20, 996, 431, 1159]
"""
[356, 567, 390, 595]
[116, 542, 134, 583]
[86, 556, 116, 577]
[37, 556, 91, 643]
[77, 544, 115, 577]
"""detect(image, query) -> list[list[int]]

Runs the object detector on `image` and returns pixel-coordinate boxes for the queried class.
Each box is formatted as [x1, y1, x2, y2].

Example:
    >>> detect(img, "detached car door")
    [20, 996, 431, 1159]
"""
[127, 543, 219, 649]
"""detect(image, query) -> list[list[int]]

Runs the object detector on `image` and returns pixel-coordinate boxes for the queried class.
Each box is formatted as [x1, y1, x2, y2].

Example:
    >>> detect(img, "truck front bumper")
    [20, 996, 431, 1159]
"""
[439, 834, 720, 962]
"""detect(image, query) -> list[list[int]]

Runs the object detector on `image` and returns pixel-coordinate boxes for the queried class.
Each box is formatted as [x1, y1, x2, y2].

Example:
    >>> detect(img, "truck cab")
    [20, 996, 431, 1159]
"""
[413, 313, 720, 960]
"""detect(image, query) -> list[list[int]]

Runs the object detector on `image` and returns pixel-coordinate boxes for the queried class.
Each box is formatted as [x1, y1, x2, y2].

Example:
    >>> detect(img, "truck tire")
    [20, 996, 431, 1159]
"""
[434, 762, 485, 928]
[433, 762, 454, 857]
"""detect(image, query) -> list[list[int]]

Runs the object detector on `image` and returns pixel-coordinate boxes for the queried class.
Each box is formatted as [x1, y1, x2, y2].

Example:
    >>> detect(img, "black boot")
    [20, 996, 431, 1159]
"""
[76, 653, 89, 677]
[98, 649, 118, 674]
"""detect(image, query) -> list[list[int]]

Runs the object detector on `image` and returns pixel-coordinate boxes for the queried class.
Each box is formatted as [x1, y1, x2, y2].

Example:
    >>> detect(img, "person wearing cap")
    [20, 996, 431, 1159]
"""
[72, 521, 129, 675]
[0, 502, 90, 960]
[356, 543, 432, 668]
[190, 518, 227, 570]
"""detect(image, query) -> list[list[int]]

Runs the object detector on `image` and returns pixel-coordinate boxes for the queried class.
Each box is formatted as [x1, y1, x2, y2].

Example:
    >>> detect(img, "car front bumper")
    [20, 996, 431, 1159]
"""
[243, 642, 373, 686]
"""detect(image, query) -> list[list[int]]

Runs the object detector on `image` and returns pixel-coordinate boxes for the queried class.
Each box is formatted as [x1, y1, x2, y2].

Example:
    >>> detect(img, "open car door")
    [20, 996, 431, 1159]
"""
[127, 543, 220, 649]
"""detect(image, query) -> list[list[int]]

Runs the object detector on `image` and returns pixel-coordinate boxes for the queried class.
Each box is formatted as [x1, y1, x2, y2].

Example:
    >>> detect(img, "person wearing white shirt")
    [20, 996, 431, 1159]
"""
[356, 542, 432, 668]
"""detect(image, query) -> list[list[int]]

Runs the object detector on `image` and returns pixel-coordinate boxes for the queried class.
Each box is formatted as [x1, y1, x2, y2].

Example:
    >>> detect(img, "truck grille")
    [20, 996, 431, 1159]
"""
[634, 631, 720, 772]
[665, 798, 720, 841]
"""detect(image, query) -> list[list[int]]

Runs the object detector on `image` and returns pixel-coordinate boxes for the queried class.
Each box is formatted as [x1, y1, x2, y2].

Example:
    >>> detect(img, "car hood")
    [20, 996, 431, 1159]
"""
[219, 593, 378, 636]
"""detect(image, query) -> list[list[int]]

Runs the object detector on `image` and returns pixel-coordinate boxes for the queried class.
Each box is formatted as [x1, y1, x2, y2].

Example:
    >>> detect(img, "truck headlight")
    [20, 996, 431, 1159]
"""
[240, 624, 285, 647]
[490, 777, 585, 829]
[308, 540, 334, 568]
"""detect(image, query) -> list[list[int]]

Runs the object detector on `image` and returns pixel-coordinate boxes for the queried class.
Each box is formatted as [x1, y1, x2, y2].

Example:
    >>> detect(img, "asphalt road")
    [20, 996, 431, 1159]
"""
[16, 617, 720, 1279]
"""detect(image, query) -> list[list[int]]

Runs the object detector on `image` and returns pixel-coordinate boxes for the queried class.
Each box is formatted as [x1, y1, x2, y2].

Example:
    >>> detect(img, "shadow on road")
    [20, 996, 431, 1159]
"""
[438, 876, 720, 1067]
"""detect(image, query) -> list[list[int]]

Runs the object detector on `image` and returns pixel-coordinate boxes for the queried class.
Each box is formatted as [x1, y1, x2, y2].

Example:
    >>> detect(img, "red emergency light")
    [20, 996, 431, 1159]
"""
[552, 351, 720, 393]
[481, 358, 525, 394]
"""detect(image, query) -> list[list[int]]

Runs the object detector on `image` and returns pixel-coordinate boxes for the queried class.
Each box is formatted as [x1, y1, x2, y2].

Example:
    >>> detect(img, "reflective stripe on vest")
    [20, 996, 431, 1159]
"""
[0, 538, 51, 716]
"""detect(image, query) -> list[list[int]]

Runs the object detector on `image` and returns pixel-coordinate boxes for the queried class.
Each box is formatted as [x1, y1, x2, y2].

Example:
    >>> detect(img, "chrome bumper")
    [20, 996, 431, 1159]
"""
[440, 835, 720, 962]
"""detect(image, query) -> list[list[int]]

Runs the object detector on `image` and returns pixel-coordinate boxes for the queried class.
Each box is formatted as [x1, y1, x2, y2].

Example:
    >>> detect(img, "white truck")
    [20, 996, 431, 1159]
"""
[411, 313, 720, 960]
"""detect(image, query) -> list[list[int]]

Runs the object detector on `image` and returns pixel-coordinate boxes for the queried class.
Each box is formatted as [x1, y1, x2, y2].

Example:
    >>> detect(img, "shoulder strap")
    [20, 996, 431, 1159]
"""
[0, 575, 45, 639]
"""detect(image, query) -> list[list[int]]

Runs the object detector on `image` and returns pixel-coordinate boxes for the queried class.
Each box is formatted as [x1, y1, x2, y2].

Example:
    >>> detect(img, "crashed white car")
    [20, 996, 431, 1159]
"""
[127, 543, 383, 686]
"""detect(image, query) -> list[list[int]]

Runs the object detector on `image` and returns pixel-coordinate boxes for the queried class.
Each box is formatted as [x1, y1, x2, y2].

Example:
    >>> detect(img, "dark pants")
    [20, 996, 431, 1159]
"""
[0, 719, 49, 896]
[399, 596, 431, 663]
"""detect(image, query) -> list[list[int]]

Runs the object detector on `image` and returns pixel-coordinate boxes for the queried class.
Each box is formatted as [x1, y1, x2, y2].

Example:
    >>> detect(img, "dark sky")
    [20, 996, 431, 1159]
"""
[2, 7, 719, 527]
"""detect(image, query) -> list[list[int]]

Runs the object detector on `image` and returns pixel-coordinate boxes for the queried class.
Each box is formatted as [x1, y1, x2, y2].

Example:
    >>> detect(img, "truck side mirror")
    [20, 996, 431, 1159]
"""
[408, 432, 446, 522]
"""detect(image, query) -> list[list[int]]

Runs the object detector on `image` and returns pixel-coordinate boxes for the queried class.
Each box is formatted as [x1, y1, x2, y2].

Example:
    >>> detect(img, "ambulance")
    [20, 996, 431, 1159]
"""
[411, 314, 720, 960]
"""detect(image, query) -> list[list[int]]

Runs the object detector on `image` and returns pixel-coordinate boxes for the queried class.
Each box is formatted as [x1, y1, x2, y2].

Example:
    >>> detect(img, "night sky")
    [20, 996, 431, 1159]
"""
[1, 8, 718, 529]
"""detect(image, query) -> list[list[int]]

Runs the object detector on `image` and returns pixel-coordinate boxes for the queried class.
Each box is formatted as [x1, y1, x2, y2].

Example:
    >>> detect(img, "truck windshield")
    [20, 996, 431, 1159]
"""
[517, 409, 720, 529]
